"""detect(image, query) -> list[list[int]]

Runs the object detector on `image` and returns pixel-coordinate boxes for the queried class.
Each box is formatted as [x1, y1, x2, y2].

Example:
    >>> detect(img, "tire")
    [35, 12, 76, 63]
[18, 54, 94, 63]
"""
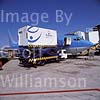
[55, 57, 60, 63]
[33, 64, 37, 68]
[37, 60, 46, 66]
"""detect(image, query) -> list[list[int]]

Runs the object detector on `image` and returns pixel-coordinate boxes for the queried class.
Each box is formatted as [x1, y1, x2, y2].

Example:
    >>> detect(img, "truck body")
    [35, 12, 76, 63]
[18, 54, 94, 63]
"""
[18, 26, 57, 46]
[18, 46, 60, 66]
[18, 26, 67, 67]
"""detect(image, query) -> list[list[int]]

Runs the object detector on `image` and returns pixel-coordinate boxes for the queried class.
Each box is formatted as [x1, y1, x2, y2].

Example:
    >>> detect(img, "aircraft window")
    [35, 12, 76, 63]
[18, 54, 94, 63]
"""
[74, 38, 79, 41]
[79, 37, 84, 40]
[74, 38, 81, 41]
[74, 39, 77, 41]
[77, 38, 80, 40]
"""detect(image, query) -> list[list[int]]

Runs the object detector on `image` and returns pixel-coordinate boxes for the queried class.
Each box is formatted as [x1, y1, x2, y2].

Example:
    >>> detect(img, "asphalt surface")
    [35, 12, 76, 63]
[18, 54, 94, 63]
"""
[0, 56, 100, 100]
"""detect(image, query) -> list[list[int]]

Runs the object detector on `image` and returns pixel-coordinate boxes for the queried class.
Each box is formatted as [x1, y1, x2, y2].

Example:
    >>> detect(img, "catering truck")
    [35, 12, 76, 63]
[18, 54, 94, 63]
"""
[74, 26, 100, 54]
[18, 26, 67, 67]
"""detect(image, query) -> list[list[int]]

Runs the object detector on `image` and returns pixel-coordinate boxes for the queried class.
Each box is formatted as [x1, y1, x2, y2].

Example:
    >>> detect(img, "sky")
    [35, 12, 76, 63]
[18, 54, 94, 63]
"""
[0, 0, 100, 47]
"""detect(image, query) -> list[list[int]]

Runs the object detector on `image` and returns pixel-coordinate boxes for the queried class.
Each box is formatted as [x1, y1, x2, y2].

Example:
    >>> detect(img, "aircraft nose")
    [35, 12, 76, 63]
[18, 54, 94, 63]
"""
[81, 40, 93, 47]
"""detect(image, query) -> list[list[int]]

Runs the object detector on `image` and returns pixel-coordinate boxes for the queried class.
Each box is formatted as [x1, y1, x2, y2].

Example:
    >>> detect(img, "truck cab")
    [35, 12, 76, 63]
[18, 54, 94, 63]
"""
[58, 49, 68, 59]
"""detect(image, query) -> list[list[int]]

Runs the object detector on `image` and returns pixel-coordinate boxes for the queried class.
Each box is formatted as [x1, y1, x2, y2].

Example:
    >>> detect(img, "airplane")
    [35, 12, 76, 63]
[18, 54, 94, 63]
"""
[8, 30, 18, 49]
[58, 33, 97, 57]
[8, 30, 98, 57]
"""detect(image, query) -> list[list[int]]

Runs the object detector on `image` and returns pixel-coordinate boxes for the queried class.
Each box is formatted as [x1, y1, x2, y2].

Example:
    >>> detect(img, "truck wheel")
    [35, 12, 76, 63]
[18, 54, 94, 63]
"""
[38, 61, 46, 66]
[33, 64, 37, 68]
[56, 59, 60, 63]
[55, 58, 60, 63]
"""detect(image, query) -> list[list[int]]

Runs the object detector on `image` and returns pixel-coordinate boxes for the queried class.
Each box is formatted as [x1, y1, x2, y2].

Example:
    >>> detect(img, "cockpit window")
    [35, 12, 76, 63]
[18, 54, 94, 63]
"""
[74, 37, 83, 41]
[74, 38, 80, 41]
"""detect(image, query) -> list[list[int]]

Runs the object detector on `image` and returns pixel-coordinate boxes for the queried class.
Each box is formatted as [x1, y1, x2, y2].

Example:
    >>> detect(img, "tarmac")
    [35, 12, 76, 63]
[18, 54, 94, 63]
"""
[0, 56, 100, 100]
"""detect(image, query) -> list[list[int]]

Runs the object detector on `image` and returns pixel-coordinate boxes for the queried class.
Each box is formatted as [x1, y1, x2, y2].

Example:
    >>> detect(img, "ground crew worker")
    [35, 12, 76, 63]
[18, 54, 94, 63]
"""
[0, 60, 3, 70]
[89, 48, 95, 60]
